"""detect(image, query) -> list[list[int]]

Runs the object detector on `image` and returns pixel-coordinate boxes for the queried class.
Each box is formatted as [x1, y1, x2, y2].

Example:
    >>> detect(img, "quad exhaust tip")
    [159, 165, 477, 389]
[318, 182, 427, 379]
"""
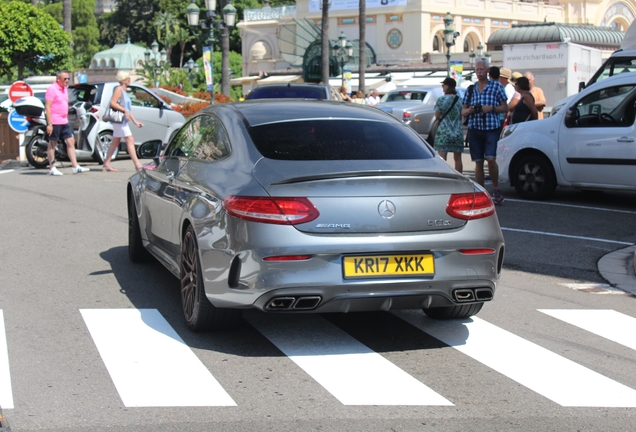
[453, 288, 493, 303]
[266, 296, 322, 311]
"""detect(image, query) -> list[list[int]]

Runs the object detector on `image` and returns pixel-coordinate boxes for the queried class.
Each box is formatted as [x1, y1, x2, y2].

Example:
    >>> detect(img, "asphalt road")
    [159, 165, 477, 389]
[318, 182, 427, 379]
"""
[1, 158, 635, 431]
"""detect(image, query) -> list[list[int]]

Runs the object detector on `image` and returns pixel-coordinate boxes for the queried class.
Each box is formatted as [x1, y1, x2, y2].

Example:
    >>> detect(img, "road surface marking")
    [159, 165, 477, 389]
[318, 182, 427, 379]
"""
[500, 227, 633, 245]
[395, 310, 636, 407]
[246, 313, 453, 406]
[559, 283, 626, 295]
[0, 311, 13, 409]
[539, 309, 636, 350]
[80, 309, 236, 407]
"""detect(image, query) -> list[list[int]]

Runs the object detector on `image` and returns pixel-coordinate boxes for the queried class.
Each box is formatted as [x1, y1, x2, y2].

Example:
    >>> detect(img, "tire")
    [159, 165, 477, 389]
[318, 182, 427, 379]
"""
[25, 133, 50, 169]
[128, 193, 151, 263]
[92, 131, 116, 164]
[423, 303, 484, 320]
[180, 226, 242, 331]
[511, 154, 557, 200]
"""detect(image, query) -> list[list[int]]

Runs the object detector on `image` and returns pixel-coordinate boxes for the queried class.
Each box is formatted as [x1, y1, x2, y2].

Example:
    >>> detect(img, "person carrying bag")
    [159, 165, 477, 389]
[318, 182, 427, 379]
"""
[432, 77, 464, 173]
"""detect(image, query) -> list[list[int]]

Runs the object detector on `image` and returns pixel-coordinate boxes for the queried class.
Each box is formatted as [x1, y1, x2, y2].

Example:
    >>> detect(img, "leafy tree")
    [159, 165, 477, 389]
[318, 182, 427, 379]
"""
[99, 0, 159, 49]
[0, 1, 71, 78]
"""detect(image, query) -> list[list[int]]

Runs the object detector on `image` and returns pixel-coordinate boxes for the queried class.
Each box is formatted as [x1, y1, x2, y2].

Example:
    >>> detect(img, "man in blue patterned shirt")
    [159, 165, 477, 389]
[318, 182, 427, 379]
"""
[462, 58, 508, 204]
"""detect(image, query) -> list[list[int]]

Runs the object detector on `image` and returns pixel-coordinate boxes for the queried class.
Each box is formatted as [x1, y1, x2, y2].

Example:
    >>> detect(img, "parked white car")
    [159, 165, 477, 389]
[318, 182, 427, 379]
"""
[498, 72, 636, 200]
[69, 82, 185, 159]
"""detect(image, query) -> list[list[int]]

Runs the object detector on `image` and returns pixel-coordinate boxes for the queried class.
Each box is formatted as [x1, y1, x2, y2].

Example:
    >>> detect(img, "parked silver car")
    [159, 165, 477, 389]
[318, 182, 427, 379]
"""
[378, 86, 466, 139]
[69, 82, 185, 160]
[128, 100, 504, 331]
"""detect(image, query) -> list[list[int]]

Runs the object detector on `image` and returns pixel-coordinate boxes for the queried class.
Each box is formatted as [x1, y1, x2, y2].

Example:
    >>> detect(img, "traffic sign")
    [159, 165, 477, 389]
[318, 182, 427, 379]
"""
[8, 110, 30, 133]
[9, 81, 33, 102]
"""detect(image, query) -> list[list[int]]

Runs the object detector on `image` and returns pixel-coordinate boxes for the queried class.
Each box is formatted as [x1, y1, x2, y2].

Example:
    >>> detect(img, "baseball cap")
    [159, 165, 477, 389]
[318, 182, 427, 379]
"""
[441, 77, 457, 88]
[500, 67, 511, 79]
[511, 71, 523, 82]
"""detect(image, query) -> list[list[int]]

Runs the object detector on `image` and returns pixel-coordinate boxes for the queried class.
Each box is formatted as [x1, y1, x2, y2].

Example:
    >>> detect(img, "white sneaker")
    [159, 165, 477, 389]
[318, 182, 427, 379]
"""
[72, 165, 89, 174]
[50, 167, 63, 176]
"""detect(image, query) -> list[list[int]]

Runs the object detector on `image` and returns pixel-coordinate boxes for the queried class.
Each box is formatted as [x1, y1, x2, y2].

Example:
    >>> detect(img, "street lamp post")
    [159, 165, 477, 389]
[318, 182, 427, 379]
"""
[144, 41, 168, 88]
[186, 0, 236, 103]
[443, 12, 459, 78]
[221, 1, 237, 97]
[184, 57, 200, 89]
[331, 32, 353, 89]
[469, 50, 476, 71]
[477, 42, 484, 57]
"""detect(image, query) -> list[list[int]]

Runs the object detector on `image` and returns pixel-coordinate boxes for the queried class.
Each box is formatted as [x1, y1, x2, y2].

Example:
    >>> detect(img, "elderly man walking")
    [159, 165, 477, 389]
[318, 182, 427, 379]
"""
[461, 58, 508, 204]
[44, 70, 89, 175]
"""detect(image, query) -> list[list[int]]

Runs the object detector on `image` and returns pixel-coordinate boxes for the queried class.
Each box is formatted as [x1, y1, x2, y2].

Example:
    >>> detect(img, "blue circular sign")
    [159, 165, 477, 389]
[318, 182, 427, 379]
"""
[8, 110, 30, 133]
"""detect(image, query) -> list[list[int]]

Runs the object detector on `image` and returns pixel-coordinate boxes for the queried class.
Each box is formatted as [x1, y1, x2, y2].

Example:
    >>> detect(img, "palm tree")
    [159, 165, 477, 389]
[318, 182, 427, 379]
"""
[359, 0, 366, 95]
[172, 26, 194, 69]
[320, 0, 330, 84]
[154, 12, 178, 63]
[63, 0, 72, 36]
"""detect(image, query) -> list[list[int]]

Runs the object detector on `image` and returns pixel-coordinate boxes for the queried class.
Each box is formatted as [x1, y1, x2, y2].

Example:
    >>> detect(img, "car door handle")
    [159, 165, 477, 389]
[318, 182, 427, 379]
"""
[617, 136, 635, 142]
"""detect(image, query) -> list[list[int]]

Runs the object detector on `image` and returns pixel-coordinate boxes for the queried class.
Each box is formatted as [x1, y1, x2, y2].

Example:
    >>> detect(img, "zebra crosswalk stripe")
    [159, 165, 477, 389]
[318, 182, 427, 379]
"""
[80, 309, 236, 407]
[395, 310, 636, 407]
[245, 313, 453, 406]
[539, 309, 636, 351]
[0, 310, 13, 409]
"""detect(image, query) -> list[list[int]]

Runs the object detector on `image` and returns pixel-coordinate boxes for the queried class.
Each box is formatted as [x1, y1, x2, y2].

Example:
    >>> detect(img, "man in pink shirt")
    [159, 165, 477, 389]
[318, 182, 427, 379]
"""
[44, 70, 89, 175]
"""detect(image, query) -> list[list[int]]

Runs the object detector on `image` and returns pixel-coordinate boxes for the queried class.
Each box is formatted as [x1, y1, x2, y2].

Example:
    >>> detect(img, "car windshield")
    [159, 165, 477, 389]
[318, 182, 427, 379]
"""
[248, 119, 434, 160]
[247, 87, 326, 99]
[68, 84, 103, 105]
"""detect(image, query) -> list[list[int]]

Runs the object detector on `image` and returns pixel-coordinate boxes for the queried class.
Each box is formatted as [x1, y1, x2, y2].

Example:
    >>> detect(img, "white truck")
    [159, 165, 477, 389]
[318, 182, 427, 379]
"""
[502, 42, 603, 113]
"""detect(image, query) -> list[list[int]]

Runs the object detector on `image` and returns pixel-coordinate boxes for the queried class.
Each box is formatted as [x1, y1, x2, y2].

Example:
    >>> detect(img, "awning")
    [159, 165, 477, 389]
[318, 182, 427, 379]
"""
[255, 75, 303, 85]
[229, 76, 260, 85]
[372, 81, 397, 94]
[329, 77, 386, 92]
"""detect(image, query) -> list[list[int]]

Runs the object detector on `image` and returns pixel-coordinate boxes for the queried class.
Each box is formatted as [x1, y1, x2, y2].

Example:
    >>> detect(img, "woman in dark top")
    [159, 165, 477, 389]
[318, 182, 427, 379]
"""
[511, 76, 538, 124]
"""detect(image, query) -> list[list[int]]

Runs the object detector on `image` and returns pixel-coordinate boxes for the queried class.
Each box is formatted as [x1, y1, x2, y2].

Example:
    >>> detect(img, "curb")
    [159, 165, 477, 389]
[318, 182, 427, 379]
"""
[0, 160, 21, 170]
[598, 245, 636, 296]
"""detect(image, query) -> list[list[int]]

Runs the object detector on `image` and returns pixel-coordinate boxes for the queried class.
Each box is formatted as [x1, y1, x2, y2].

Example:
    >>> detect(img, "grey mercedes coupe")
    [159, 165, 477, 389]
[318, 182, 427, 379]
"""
[127, 100, 505, 331]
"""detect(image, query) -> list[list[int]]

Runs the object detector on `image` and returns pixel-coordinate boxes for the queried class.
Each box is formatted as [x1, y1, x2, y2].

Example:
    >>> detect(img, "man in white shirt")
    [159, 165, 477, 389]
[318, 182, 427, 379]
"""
[366, 89, 381, 106]
[499, 67, 515, 103]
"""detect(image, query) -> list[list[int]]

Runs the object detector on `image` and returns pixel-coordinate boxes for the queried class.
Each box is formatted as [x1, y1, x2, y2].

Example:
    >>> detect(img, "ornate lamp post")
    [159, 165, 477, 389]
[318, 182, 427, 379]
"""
[184, 57, 199, 88]
[144, 41, 168, 88]
[332, 32, 353, 89]
[443, 12, 459, 78]
[186, 0, 236, 102]
[469, 50, 476, 71]
[221, 1, 237, 97]
[477, 42, 484, 57]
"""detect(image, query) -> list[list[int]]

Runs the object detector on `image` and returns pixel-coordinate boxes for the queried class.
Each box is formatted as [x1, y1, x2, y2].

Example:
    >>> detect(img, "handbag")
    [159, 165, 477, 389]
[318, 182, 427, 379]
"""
[428, 95, 459, 145]
[103, 94, 125, 123]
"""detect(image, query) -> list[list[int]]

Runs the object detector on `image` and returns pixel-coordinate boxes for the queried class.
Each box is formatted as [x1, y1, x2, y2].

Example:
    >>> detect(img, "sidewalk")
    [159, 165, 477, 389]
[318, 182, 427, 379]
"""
[448, 149, 636, 296]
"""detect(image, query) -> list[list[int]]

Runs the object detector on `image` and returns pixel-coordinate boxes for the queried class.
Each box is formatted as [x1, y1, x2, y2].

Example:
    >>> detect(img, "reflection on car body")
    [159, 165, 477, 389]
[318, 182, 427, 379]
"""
[128, 100, 504, 331]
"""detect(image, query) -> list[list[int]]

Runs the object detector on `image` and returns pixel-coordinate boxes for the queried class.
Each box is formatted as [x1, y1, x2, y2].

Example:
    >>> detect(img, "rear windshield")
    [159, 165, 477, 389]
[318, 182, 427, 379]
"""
[384, 91, 427, 102]
[247, 88, 326, 100]
[248, 119, 434, 160]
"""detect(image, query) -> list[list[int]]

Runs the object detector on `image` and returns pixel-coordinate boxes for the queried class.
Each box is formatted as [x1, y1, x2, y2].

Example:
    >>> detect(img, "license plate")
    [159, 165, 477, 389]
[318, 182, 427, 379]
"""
[342, 254, 434, 278]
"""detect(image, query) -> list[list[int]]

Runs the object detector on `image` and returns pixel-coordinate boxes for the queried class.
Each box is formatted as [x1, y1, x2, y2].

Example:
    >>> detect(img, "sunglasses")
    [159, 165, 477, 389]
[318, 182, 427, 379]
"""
[61, 77, 69, 81]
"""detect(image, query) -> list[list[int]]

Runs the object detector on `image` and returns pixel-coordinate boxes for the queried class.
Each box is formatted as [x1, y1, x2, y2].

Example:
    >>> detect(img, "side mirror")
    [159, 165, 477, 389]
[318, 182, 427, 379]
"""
[137, 139, 163, 159]
[564, 106, 579, 127]
[578, 81, 586, 92]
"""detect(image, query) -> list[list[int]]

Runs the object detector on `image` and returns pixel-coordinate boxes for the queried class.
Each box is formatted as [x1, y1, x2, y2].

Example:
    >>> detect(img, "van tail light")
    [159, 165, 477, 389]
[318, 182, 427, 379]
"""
[402, 111, 411, 122]
[223, 196, 320, 225]
[446, 192, 495, 220]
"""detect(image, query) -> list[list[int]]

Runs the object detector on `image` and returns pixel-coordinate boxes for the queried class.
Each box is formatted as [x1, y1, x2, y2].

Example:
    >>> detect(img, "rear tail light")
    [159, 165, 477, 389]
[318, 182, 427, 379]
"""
[223, 196, 319, 225]
[402, 111, 411, 122]
[459, 249, 495, 255]
[90, 107, 99, 113]
[263, 255, 312, 261]
[446, 192, 495, 220]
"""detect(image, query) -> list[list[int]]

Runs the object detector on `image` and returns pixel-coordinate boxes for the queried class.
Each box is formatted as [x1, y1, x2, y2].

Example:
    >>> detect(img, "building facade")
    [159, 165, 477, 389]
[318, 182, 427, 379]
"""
[236, 0, 636, 87]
